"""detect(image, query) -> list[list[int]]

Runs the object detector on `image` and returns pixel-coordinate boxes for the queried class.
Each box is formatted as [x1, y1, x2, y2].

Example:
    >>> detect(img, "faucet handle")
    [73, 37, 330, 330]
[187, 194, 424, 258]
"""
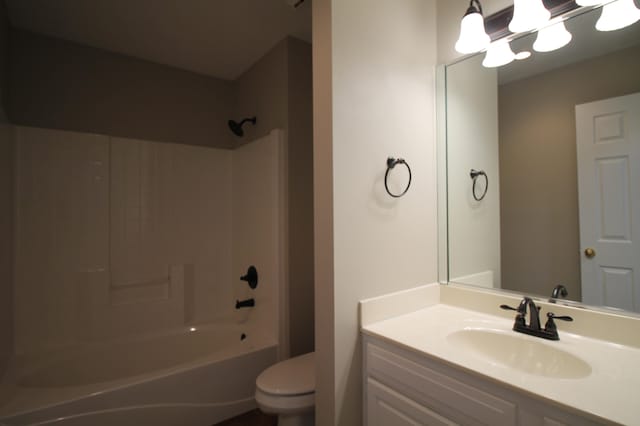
[500, 304, 518, 311]
[544, 312, 573, 336]
[501, 303, 531, 315]
[546, 312, 573, 322]
[500, 304, 526, 328]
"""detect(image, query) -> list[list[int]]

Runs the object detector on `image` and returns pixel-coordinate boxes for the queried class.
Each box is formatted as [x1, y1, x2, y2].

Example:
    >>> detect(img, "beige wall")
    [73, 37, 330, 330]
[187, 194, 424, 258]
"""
[0, 0, 13, 377]
[499, 44, 640, 299]
[8, 29, 235, 149]
[234, 37, 314, 357]
[313, 0, 438, 424]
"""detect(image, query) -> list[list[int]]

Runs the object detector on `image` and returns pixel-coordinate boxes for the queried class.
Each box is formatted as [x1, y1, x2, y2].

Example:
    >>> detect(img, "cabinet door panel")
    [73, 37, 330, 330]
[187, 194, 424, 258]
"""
[367, 378, 457, 426]
[367, 343, 516, 425]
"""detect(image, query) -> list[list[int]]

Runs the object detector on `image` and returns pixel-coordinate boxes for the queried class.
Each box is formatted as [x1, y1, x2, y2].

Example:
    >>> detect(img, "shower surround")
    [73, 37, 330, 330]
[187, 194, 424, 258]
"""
[0, 126, 286, 425]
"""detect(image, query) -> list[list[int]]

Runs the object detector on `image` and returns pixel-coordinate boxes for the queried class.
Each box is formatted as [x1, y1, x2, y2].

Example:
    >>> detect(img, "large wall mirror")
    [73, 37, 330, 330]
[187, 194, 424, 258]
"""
[444, 2, 640, 313]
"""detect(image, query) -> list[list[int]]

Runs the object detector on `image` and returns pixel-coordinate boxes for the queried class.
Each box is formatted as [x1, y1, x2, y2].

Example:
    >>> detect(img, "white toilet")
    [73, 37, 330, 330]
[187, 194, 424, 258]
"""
[255, 351, 315, 426]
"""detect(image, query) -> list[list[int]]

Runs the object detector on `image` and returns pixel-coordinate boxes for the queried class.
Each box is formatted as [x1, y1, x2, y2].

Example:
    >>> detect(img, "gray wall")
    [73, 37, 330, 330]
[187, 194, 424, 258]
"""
[9, 29, 235, 149]
[499, 44, 640, 299]
[234, 39, 288, 143]
[234, 37, 315, 357]
[0, 0, 14, 377]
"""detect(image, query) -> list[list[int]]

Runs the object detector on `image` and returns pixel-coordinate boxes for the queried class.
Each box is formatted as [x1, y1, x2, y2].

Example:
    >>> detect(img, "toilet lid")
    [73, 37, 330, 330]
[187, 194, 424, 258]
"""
[256, 352, 315, 396]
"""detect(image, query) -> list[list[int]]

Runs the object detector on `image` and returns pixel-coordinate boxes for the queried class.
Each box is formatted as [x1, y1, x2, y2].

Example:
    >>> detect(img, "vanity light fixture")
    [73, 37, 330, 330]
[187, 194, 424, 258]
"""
[509, 0, 551, 33]
[595, 0, 640, 31]
[455, 0, 491, 54]
[482, 40, 516, 68]
[533, 19, 573, 52]
[514, 50, 532, 60]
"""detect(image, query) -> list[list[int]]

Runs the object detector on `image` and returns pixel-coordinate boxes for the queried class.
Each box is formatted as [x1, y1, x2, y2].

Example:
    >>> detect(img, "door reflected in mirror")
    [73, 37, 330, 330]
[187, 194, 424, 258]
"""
[445, 4, 640, 313]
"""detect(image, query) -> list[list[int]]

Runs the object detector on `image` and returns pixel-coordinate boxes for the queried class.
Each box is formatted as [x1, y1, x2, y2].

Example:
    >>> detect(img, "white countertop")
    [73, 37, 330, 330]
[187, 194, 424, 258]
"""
[362, 303, 640, 426]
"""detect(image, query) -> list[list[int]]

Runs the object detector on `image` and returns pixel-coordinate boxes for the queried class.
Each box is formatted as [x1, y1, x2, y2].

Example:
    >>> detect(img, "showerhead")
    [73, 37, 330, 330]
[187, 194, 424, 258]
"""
[228, 117, 257, 137]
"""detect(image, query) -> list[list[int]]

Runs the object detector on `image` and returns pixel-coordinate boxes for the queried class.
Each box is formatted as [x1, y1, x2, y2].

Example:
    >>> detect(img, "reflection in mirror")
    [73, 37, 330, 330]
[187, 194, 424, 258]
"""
[446, 4, 640, 313]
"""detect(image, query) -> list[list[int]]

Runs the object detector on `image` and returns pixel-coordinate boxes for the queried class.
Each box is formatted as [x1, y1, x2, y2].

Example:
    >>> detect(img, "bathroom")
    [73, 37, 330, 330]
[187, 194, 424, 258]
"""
[1, 0, 640, 425]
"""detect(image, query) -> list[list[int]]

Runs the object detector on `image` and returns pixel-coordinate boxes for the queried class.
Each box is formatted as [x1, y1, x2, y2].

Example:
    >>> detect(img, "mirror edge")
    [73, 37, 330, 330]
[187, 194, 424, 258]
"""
[447, 281, 640, 319]
[436, 64, 448, 285]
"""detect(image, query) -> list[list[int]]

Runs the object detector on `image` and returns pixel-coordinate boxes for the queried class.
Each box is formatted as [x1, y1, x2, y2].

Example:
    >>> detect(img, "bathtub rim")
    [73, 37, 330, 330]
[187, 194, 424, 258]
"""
[0, 325, 277, 419]
[10, 321, 260, 388]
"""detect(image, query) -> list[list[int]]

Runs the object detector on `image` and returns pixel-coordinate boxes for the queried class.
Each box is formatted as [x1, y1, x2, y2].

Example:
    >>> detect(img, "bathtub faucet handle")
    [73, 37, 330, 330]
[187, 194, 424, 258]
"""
[240, 266, 258, 289]
[235, 298, 255, 309]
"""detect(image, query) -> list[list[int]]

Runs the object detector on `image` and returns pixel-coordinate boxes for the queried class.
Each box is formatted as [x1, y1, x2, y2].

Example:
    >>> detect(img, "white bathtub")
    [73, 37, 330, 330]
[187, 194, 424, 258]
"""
[0, 323, 277, 426]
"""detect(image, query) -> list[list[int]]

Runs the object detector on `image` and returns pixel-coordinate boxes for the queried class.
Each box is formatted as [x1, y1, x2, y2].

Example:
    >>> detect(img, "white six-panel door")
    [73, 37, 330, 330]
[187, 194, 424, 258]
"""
[576, 92, 640, 311]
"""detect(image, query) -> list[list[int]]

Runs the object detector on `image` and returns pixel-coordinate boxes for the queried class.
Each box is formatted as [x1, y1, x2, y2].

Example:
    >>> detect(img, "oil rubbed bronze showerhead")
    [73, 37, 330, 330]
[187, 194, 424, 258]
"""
[228, 117, 257, 137]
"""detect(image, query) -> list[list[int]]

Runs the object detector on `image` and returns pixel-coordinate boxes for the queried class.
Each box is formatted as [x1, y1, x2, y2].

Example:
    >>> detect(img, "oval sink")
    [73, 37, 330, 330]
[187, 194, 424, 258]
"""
[447, 329, 592, 379]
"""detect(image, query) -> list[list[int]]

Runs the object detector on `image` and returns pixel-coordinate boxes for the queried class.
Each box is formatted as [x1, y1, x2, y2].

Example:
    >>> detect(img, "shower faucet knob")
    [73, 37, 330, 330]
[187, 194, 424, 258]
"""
[240, 265, 258, 289]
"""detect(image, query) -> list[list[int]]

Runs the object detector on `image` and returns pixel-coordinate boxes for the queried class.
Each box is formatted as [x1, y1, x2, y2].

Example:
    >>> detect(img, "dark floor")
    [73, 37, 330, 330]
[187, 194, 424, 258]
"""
[214, 409, 277, 426]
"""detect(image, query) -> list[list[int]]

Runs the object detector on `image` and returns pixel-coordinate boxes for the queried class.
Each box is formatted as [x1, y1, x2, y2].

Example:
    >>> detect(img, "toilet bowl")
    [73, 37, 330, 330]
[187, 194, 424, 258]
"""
[255, 352, 315, 426]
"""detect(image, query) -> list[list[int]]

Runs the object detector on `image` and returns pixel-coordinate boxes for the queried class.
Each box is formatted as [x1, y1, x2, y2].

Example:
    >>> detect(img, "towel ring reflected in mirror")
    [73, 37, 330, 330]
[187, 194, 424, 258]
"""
[470, 169, 488, 201]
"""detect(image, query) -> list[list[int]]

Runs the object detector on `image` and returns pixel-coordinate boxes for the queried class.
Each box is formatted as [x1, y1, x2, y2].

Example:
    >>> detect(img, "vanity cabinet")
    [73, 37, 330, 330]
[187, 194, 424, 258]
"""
[363, 335, 606, 426]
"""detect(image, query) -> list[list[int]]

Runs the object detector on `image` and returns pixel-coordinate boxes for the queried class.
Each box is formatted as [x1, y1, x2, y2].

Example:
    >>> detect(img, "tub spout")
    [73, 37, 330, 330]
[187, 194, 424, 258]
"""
[235, 298, 255, 309]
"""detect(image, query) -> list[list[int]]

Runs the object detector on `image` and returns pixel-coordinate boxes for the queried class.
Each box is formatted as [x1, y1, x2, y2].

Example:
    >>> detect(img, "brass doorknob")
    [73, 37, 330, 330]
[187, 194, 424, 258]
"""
[584, 248, 596, 258]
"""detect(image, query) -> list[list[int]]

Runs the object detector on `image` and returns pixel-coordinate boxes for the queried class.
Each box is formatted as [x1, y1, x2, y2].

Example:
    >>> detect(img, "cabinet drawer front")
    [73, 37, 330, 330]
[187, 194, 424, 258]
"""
[367, 343, 516, 425]
[367, 378, 458, 426]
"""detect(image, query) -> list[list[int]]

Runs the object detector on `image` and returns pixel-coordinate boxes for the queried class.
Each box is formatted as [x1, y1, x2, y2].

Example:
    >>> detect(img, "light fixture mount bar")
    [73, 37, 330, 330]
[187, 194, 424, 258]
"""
[485, 0, 579, 40]
[465, 0, 484, 16]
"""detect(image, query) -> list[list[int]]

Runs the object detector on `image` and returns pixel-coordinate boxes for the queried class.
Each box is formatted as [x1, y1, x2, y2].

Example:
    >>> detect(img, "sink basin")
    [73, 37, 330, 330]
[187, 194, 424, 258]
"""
[447, 329, 592, 379]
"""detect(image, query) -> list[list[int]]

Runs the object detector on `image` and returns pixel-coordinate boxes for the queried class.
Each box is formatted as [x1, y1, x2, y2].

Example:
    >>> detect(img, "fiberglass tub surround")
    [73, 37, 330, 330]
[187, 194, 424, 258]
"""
[0, 127, 285, 426]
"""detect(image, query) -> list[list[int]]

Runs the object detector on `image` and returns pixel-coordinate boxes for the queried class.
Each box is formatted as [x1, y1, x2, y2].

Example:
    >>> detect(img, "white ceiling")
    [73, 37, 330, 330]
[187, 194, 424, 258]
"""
[6, 0, 312, 81]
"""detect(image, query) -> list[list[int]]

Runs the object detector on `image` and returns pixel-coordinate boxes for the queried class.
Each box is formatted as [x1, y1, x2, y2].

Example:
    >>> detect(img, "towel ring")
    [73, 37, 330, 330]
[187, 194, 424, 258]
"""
[385, 157, 412, 198]
[470, 169, 488, 201]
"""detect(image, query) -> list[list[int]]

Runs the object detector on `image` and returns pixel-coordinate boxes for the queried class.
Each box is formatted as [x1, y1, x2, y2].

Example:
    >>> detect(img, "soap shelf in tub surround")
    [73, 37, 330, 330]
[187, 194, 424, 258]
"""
[360, 283, 640, 426]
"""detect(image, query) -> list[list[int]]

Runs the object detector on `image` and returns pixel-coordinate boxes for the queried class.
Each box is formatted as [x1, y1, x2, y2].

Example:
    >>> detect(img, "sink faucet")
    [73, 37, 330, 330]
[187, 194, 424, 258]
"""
[550, 284, 568, 303]
[501, 297, 573, 341]
[502, 297, 540, 331]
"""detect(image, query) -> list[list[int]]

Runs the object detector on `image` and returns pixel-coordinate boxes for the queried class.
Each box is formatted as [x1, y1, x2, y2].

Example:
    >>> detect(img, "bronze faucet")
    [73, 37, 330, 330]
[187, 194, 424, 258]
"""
[501, 297, 573, 341]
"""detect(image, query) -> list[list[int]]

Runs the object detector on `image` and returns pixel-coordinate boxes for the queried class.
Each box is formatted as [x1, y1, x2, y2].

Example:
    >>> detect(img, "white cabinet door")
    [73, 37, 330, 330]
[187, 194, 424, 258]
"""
[367, 378, 457, 426]
[576, 92, 640, 311]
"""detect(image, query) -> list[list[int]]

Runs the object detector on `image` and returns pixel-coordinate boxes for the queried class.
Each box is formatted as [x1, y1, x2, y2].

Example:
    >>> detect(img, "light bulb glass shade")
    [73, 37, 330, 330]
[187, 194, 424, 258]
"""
[482, 40, 516, 68]
[596, 0, 640, 31]
[509, 0, 551, 33]
[533, 20, 573, 52]
[455, 12, 491, 53]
